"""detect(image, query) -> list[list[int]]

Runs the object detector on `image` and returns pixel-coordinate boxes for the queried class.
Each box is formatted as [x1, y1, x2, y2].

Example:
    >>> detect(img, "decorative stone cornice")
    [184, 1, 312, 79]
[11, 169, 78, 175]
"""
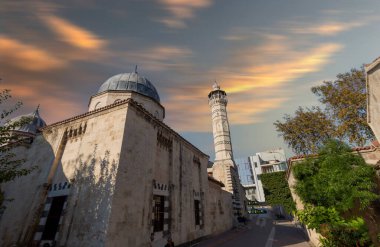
[40, 98, 208, 158]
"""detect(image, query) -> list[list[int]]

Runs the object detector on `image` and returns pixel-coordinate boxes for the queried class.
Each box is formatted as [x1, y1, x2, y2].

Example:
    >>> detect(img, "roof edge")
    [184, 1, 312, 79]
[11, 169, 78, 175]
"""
[41, 98, 207, 158]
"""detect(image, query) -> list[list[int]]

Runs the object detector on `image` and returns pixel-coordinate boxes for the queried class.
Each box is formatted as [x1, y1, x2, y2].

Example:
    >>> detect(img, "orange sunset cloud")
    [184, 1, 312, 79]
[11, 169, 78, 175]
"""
[41, 15, 106, 50]
[164, 39, 343, 132]
[0, 36, 66, 71]
[157, 0, 213, 28]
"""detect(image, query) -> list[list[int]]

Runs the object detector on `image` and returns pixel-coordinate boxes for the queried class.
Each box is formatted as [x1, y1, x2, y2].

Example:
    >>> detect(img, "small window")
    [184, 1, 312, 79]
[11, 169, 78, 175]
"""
[194, 200, 200, 225]
[153, 195, 165, 232]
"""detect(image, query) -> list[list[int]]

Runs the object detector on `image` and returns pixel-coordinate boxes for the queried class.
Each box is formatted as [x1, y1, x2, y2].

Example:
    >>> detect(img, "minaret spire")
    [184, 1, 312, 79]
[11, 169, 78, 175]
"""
[33, 104, 40, 117]
[213, 80, 220, 90]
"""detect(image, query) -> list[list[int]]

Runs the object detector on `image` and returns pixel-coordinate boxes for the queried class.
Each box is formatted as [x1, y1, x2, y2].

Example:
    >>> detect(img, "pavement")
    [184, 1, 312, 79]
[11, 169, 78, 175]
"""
[196, 215, 312, 247]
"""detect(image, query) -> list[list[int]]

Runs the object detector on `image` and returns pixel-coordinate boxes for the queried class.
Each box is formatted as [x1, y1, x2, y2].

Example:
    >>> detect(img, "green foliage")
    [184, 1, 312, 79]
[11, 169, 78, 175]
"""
[0, 89, 34, 206]
[274, 106, 334, 155]
[294, 140, 378, 212]
[295, 205, 343, 230]
[274, 67, 373, 155]
[260, 171, 296, 214]
[319, 217, 372, 247]
[312, 67, 372, 147]
[293, 140, 378, 246]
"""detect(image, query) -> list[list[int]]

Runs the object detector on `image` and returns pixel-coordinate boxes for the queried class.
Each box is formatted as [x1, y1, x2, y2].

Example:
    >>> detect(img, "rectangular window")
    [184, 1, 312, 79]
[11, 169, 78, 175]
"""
[41, 196, 67, 240]
[153, 195, 165, 232]
[194, 200, 200, 225]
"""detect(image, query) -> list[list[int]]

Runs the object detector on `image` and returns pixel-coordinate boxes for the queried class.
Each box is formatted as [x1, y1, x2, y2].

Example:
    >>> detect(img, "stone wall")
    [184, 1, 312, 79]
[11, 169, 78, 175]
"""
[105, 102, 233, 247]
[0, 135, 54, 246]
[366, 58, 380, 142]
[287, 162, 321, 247]
[88, 91, 165, 120]
[0, 103, 129, 246]
[204, 179, 233, 235]
[0, 99, 234, 247]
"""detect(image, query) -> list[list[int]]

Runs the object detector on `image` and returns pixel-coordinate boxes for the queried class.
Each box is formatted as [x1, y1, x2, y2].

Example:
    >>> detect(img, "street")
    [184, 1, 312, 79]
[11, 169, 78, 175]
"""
[197, 215, 311, 247]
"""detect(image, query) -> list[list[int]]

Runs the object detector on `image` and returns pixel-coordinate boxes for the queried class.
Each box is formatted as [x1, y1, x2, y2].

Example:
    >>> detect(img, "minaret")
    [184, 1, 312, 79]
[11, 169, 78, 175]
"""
[208, 82, 246, 216]
[208, 82, 234, 161]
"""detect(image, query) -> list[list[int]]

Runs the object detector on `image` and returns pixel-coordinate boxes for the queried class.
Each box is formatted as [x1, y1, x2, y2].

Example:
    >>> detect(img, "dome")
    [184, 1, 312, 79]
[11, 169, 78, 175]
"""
[10, 108, 46, 135]
[98, 72, 160, 103]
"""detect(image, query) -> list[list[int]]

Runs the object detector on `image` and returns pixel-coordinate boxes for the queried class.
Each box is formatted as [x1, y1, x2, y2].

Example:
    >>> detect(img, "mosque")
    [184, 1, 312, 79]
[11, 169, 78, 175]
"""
[0, 71, 245, 247]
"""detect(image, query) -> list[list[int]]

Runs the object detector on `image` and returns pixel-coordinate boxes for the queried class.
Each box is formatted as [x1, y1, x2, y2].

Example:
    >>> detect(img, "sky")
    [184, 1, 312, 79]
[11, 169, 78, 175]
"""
[2, 0, 380, 160]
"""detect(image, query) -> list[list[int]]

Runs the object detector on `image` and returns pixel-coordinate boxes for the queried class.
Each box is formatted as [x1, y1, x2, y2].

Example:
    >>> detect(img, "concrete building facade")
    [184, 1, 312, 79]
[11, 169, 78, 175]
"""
[0, 72, 234, 247]
[236, 149, 287, 203]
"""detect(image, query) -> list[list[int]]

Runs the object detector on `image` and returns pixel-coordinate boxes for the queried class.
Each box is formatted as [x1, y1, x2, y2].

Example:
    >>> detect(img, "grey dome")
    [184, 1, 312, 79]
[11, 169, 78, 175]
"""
[10, 108, 46, 135]
[98, 72, 160, 103]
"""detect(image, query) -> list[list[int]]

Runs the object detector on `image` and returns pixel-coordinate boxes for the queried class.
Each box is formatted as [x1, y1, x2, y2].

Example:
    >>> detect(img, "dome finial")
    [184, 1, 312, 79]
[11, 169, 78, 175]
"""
[33, 104, 40, 117]
[213, 80, 220, 90]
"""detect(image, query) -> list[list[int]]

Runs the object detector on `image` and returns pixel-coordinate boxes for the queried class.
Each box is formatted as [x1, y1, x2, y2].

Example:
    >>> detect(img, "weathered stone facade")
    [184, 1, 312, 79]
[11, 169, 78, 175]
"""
[0, 73, 233, 247]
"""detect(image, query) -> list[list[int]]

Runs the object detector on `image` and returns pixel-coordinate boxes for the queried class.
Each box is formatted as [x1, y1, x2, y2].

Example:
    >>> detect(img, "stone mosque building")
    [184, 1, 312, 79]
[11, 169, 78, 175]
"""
[0, 72, 238, 247]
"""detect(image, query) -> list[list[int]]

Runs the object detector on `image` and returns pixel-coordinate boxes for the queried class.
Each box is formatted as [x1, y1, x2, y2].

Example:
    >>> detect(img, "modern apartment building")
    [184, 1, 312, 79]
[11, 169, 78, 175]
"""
[236, 149, 288, 203]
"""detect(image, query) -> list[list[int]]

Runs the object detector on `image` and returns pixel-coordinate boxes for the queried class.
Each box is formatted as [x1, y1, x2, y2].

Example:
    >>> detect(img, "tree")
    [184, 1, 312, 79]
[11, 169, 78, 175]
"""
[311, 67, 373, 147]
[274, 106, 335, 155]
[0, 89, 33, 206]
[274, 67, 374, 155]
[293, 140, 378, 246]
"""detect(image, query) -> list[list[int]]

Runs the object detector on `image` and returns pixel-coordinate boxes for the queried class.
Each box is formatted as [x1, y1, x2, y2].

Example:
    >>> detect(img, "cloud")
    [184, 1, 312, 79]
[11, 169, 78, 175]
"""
[41, 15, 106, 50]
[163, 33, 343, 132]
[289, 21, 366, 36]
[222, 35, 249, 41]
[164, 85, 288, 132]
[125, 45, 193, 71]
[217, 43, 343, 94]
[157, 0, 213, 28]
[285, 14, 380, 36]
[1, 82, 85, 124]
[0, 35, 66, 71]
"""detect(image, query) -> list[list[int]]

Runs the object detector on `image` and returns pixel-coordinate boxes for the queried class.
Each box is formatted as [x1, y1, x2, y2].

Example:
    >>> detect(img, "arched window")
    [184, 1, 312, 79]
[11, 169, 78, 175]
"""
[94, 102, 101, 110]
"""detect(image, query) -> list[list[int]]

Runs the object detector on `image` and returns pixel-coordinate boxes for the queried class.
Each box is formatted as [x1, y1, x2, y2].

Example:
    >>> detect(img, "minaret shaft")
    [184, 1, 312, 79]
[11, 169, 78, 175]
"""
[208, 83, 246, 216]
[209, 90, 233, 161]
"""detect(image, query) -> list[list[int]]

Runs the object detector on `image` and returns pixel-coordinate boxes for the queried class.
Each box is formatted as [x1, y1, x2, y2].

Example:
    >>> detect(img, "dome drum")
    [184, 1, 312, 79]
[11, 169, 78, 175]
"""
[89, 72, 165, 120]
[98, 72, 160, 103]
